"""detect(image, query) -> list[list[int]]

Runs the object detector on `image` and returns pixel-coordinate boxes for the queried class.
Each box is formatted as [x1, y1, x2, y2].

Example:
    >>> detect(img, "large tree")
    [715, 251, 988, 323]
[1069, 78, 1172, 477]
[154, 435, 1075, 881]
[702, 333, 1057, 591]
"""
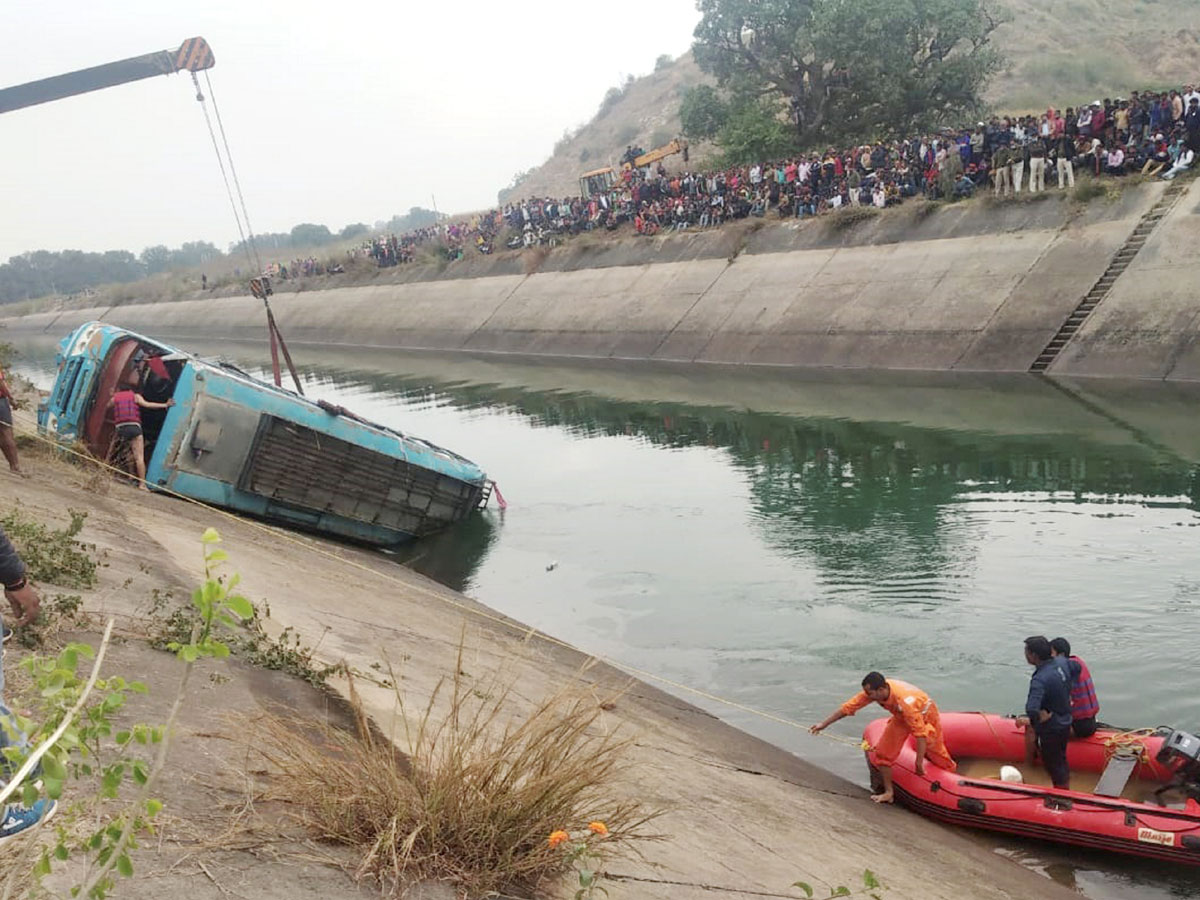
[692, 0, 1006, 148]
[680, 84, 730, 141]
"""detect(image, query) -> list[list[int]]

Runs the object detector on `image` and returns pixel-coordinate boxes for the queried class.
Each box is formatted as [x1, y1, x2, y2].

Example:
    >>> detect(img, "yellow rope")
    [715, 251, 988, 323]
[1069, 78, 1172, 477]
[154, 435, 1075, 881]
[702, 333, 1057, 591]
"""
[6, 406, 873, 751]
[1102, 728, 1157, 764]
[978, 710, 1010, 758]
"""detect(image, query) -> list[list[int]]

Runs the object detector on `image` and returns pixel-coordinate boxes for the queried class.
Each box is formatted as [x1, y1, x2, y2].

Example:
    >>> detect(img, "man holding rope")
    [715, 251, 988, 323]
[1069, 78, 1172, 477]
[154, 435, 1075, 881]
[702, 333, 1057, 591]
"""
[0, 525, 54, 844]
[811, 672, 957, 804]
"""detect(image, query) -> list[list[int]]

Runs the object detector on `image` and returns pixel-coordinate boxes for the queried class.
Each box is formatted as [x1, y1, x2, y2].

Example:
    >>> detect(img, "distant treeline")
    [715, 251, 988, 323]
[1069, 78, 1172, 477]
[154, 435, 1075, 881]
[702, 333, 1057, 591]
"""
[0, 206, 441, 304]
[226, 208, 440, 264]
[0, 243, 217, 304]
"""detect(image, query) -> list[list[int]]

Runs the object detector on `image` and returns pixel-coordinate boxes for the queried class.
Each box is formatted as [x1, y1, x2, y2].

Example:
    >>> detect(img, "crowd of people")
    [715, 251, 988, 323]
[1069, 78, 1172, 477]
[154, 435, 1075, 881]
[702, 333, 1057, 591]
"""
[261, 257, 345, 280]
[354, 83, 1200, 267]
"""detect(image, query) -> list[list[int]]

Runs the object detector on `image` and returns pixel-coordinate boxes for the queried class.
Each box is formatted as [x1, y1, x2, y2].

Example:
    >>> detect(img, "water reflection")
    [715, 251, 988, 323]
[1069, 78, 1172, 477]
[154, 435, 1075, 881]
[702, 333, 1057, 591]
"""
[13, 342, 1200, 900]
[288, 365, 1199, 612]
[389, 510, 499, 594]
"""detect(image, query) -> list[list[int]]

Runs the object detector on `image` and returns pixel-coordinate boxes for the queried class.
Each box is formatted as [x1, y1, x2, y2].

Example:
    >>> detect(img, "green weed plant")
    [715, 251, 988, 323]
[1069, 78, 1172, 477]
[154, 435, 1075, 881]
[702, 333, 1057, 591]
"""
[2, 527, 252, 898]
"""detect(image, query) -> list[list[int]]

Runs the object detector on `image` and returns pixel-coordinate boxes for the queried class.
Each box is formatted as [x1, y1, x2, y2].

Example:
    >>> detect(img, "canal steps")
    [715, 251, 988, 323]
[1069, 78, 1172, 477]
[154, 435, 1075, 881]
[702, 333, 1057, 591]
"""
[1030, 179, 1188, 373]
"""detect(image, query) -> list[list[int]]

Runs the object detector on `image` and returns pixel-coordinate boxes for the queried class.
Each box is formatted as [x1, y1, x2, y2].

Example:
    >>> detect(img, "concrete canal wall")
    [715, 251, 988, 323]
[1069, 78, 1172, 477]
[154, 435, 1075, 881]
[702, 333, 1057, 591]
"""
[6, 177, 1200, 380]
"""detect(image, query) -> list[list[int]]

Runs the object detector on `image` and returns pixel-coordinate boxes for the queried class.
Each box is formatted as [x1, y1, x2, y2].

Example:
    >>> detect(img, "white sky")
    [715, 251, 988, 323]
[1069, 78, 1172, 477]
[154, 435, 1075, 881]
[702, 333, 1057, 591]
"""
[0, 0, 699, 262]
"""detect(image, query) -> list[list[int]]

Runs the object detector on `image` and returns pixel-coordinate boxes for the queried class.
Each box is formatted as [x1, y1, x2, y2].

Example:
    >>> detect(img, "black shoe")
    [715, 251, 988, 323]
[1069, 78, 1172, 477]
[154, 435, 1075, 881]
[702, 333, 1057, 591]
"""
[2, 624, 11, 643]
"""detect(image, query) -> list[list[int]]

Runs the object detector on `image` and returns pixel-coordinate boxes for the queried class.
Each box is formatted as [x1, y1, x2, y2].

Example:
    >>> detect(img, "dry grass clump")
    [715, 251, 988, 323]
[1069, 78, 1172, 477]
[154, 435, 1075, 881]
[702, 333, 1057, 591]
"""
[1070, 175, 1108, 204]
[16, 433, 113, 494]
[825, 205, 880, 232]
[248, 657, 659, 897]
[523, 244, 552, 274]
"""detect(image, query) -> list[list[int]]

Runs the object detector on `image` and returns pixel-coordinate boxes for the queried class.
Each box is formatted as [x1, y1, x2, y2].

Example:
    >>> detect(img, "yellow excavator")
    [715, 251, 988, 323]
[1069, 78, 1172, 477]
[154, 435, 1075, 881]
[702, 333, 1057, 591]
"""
[578, 138, 689, 195]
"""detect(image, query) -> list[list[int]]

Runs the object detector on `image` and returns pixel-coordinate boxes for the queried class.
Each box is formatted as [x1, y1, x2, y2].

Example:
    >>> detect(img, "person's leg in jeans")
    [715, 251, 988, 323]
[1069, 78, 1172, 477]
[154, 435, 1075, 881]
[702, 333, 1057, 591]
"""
[0, 635, 56, 843]
[1038, 727, 1071, 789]
[0, 399, 22, 475]
[0, 641, 32, 777]
[1071, 717, 1098, 739]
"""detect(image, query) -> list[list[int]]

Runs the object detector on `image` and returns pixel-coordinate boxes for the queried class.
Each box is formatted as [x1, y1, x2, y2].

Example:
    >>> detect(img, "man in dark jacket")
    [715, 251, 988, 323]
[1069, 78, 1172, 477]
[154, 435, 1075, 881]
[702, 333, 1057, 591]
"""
[1185, 97, 1200, 151]
[1052, 132, 1076, 188]
[0, 525, 52, 845]
[1016, 635, 1073, 789]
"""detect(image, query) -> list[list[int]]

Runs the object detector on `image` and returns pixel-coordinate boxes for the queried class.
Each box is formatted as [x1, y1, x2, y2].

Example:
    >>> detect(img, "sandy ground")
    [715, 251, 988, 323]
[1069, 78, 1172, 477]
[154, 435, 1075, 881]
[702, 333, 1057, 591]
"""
[0, 420, 1082, 900]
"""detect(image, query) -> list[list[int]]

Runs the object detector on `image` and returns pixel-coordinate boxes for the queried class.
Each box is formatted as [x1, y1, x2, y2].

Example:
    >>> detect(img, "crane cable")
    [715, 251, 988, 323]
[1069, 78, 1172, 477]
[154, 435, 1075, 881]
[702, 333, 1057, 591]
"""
[189, 71, 257, 278]
[188, 71, 303, 396]
[202, 70, 261, 279]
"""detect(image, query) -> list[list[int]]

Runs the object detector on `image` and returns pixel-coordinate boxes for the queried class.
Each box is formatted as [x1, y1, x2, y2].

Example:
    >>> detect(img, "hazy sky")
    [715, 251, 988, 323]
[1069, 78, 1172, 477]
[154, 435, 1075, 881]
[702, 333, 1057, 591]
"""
[0, 0, 699, 262]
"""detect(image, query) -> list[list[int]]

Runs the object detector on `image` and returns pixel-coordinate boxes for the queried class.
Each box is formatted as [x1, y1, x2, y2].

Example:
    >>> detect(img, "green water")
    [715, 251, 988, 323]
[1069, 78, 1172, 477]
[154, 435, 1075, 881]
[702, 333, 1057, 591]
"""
[14, 344, 1200, 898]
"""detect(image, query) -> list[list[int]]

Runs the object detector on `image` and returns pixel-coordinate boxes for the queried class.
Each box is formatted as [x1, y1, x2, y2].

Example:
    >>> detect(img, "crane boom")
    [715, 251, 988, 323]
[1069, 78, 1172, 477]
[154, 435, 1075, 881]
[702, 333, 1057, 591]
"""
[0, 37, 214, 115]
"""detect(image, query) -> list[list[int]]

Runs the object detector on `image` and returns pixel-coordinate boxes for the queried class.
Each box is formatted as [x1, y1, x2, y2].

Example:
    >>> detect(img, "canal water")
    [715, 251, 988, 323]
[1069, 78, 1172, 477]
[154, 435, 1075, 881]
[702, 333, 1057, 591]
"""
[14, 341, 1200, 899]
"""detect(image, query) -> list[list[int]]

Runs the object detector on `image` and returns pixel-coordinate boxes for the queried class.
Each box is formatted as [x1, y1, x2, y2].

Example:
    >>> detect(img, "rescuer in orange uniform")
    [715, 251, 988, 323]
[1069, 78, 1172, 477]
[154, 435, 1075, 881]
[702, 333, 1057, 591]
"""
[811, 671, 956, 804]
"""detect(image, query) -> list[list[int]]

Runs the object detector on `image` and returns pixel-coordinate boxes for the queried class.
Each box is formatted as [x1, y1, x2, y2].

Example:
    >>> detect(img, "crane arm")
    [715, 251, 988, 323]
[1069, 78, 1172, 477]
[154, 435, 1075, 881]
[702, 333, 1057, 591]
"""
[0, 37, 214, 115]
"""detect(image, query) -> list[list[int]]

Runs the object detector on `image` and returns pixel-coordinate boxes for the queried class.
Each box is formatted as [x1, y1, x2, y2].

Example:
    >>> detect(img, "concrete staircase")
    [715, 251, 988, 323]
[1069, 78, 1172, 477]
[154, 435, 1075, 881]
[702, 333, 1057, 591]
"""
[1030, 180, 1187, 373]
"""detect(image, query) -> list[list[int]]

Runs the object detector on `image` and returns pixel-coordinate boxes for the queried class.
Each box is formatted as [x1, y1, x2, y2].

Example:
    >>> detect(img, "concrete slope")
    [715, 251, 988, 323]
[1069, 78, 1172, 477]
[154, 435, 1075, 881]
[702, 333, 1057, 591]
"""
[1054, 177, 1200, 380]
[7, 180, 1199, 380]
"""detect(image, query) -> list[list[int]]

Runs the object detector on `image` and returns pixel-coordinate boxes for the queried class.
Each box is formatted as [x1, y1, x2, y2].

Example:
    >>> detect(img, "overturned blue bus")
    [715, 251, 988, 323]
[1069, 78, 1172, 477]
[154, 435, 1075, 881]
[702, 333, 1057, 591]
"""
[38, 322, 491, 546]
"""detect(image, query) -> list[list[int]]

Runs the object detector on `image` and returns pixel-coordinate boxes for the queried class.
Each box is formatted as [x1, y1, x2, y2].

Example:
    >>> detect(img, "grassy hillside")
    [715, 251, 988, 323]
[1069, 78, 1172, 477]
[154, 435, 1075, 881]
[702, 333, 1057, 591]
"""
[501, 55, 714, 201]
[508, 0, 1200, 198]
[989, 0, 1200, 109]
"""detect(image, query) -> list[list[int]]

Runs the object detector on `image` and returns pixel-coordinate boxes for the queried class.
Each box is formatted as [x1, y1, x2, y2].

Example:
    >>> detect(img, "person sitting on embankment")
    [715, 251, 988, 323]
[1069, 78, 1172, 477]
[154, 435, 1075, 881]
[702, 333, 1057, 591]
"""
[0, 524, 53, 844]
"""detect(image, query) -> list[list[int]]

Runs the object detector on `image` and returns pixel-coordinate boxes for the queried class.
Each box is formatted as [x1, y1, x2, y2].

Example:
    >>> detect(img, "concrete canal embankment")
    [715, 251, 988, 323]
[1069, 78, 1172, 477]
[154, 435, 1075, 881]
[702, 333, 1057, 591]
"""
[6, 177, 1200, 379]
[0, 412, 1082, 900]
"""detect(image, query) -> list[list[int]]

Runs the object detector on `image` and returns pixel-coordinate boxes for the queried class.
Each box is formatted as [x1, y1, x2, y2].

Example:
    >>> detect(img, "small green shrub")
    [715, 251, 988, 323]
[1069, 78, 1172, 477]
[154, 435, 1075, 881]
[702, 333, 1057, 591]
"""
[15, 527, 253, 899]
[150, 587, 337, 686]
[1, 507, 99, 589]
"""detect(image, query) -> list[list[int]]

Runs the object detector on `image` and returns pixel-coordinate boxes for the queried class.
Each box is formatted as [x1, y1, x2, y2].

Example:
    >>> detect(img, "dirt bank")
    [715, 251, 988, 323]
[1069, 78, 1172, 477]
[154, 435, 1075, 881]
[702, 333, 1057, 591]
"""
[0, 402, 1084, 900]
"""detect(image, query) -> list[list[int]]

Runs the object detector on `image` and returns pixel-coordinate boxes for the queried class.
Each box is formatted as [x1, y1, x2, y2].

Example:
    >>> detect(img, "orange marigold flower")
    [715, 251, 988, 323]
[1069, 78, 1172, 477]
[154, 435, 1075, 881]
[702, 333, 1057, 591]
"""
[548, 830, 570, 848]
[587, 821, 609, 836]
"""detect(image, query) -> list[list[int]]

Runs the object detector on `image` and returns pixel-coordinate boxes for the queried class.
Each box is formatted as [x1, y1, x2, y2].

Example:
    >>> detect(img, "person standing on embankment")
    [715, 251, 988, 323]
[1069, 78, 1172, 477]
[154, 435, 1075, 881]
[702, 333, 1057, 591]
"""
[110, 375, 174, 490]
[0, 524, 54, 844]
[0, 365, 25, 477]
[811, 671, 956, 804]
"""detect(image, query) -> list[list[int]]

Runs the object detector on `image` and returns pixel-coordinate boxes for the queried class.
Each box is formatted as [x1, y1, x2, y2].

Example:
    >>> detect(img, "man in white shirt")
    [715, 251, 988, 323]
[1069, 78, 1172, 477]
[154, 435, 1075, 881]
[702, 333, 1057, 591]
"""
[1105, 145, 1125, 176]
[1163, 145, 1195, 180]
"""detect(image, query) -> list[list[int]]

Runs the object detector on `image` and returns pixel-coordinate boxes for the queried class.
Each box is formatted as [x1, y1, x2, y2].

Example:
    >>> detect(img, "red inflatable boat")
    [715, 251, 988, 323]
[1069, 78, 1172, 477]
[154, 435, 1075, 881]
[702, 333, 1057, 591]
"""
[863, 712, 1200, 864]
